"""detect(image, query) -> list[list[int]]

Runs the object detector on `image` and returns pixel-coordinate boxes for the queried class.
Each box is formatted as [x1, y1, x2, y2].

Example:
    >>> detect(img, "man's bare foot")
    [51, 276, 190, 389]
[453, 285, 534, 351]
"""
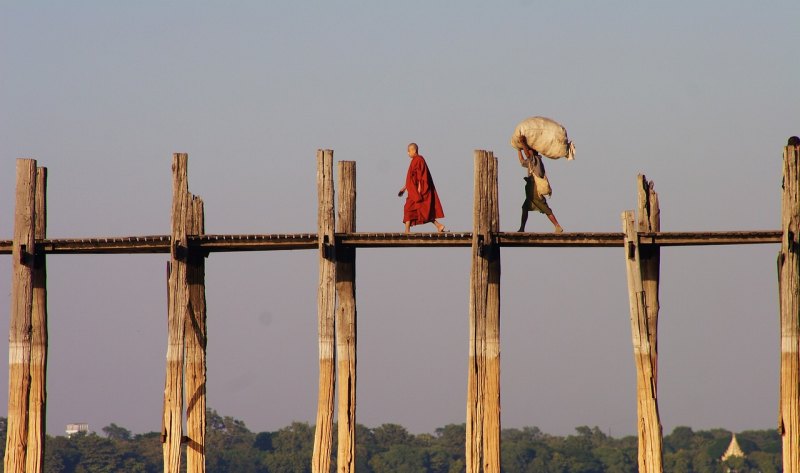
[554, 225, 564, 233]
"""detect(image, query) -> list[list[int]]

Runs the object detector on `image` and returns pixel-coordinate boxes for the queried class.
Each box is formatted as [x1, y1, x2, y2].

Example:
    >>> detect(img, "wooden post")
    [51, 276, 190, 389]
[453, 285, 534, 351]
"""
[467, 150, 500, 473]
[483, 152, 501, 473]
[622, 175, 663, 473]
[4, 159, 37, 473]
[637, 175, 660, 390]
[312, 149, 336, 473]
[27, 167, 48, 473]
[779, 143, 800, 473]
[467, 150, 487, 473]
[185, 196, 207, 473]
[163, 153, 190, 473]
[336, 161, 357, 473]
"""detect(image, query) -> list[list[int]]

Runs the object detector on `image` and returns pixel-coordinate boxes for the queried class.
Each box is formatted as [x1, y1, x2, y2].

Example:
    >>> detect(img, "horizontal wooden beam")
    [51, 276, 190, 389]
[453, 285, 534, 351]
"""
[498, 232, 623, 247]
[338, 232, 471, 247]
[0, 230, 782, 255]
[638, 230, 781, 246]
[37, 235, 172, 254]
[500, 230, 782, 248]
[0, 234, 318, 254]
[190, 234, 317, 252]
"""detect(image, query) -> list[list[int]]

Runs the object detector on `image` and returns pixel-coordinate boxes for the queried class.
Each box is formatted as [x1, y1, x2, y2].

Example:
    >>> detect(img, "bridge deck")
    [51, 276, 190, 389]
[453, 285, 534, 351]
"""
[0, 230, 782, 255]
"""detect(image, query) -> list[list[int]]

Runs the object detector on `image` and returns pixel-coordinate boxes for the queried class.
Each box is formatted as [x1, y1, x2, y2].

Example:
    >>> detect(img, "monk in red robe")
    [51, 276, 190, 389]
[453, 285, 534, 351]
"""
[397, 143, 446, 233]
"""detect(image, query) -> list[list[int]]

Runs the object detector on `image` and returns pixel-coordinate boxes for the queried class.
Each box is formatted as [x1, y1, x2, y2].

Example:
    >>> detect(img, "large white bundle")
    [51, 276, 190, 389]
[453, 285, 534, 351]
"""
[510, 116, 575, 160]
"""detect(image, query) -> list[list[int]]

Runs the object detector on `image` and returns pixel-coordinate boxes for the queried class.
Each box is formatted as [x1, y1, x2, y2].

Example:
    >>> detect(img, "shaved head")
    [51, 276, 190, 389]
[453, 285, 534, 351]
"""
[408, 143, 418, 153]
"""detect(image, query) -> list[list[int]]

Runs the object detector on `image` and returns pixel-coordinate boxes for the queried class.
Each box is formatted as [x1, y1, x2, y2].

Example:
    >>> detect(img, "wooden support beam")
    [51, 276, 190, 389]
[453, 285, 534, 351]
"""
[163, 153, 190, 473]
[483, 152, 501, 473]
[4, 159, 37, 473]
[637, 230, 780, 247]
[185, 196, 207, 473]
[190, 234, 317, 252]
[336, 161, 357, 473]
[622, 177, 663, 473]
[27, 167, 48, 473]
[466, 150, 487, 473]
[779, 143, 800, 473]
[312, 149, 336, 473]
[637, 176, 660, 392]
[467, 150, 501, 472]
[0, 230, 783, 255]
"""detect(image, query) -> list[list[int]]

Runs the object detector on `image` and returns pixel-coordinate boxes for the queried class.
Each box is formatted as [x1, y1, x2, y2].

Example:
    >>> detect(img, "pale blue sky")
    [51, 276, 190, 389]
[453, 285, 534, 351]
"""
[1, 1, 798, 437]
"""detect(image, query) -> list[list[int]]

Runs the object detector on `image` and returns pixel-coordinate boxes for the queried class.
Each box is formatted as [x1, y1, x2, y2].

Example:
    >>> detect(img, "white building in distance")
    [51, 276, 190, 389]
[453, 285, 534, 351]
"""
[65, 423, 89, 438]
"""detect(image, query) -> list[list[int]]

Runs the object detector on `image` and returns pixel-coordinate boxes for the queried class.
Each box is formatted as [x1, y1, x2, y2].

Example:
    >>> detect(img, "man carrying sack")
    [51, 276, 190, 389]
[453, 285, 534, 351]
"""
[511, 116, 575, 233]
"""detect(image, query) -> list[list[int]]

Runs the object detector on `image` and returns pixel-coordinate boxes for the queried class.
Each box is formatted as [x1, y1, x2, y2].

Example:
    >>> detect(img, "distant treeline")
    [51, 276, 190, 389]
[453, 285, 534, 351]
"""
[0, 411, 783, 473]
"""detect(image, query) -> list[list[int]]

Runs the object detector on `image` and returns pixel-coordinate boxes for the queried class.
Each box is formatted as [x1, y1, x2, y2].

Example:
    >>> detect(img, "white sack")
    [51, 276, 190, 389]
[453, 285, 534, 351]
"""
[510, 116, 575, 160]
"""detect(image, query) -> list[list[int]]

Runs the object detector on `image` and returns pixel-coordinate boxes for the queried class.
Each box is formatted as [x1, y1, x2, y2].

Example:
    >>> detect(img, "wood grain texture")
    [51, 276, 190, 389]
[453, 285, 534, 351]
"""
[27, 167, 47, 473]
[466, 151, 487, 473]
[312, 149, 336, 473]
[483, 152, 501, 473]
[467, 150, 500, 472]
[163, 153, 190, 473]
[186, 196, 207, 473]
[623, 203, 663, 473]
[779, 144, 800, 473]
[637, 175, 660, 388]
[5, 159, 37, 473]
[336, 161, 357, 473]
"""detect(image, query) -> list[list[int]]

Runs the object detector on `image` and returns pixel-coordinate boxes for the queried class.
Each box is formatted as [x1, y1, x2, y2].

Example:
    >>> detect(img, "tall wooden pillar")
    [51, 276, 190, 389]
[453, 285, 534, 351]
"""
[467, 150, 501, 473]
[779, 143, 800, 473]
[336, 161, 357, 473]
[4, 159, 37, 473]
[185, 196, 207, 473]
[622, 174, 662, 473]
[637, 175, 660, 388]
[313, 149, 336, 473]
[163, 153, 191, 473]
[483, 152, 501, 472]
[27, 166, 48, 473]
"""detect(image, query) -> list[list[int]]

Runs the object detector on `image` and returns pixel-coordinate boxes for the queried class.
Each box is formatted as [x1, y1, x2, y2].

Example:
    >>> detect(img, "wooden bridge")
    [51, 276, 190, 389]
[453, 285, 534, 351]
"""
[3, 145, 800, 473]
[0, 229, 782, 254]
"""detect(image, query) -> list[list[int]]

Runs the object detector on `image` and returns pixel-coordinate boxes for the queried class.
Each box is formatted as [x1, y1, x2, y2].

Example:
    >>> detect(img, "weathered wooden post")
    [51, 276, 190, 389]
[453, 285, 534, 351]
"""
[336, 161, 357, 473]
[163, 153, 191, 473]
[27, 166, 48, 473]
[779, 142, 800, 473]
[637, 175, 660, 388]
[312, 149, 336, 473]
[466, 150, 501, 473]
[4, 159, 37, 473]
[483, 152, 501, 472]
[621, 174, 663, 473]
[467, 150, 487, 473]
[185, 196, 207, 473]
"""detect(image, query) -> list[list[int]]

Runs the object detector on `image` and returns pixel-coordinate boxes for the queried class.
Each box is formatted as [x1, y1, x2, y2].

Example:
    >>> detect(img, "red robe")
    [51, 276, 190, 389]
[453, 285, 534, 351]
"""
[404, 155, 445, 226]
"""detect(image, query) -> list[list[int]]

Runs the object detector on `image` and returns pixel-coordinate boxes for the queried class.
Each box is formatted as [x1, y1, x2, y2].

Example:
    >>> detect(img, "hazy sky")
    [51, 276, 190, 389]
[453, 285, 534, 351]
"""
[1, 1, 798, 438]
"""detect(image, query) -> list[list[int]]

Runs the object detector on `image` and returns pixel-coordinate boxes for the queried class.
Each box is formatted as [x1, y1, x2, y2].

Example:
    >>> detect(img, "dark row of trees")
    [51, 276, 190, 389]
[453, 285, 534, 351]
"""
[0, 412, 784, 473]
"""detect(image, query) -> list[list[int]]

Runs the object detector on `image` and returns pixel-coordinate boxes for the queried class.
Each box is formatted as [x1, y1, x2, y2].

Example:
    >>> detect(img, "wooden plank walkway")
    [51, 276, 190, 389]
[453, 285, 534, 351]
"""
[0, 230, 782, 255]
